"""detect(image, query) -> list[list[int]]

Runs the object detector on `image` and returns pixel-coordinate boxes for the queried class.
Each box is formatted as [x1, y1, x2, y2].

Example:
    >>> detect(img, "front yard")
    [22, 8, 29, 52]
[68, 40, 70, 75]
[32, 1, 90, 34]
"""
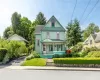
[21, 58, 46, 66]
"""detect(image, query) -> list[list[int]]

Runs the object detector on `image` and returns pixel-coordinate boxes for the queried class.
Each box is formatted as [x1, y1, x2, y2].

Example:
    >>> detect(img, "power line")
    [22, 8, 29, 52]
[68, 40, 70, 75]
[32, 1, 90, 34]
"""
[71, 0, 77, 21]
[79, 0, 91, 23]
[81, 0, 99, 25]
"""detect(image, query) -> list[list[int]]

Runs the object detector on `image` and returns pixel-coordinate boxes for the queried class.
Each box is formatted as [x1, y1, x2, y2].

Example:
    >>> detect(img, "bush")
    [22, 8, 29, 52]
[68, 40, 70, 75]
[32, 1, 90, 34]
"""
[85, 51, 100, 58]
[53, 58, 100, 64]
[26, 51, 40, 60]
[21, 58, 46, 66]
[72, 53, 80, 57]
[53, 54, 60, 58]
[71, 42, 83, 53]
[32, 51, 40, 58]
[0, 48, 7, 62]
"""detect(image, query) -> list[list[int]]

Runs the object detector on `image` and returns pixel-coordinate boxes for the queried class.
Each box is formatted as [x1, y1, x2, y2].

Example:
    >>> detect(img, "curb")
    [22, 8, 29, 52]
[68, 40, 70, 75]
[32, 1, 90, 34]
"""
[5, 66, 100, 71]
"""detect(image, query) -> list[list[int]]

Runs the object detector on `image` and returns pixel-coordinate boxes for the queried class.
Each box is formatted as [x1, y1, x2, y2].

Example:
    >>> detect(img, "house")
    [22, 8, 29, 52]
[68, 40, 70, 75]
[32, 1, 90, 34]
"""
[7, 34, 28, 42]
[83, 32, 100, 48]
[35, 16, 66, 58]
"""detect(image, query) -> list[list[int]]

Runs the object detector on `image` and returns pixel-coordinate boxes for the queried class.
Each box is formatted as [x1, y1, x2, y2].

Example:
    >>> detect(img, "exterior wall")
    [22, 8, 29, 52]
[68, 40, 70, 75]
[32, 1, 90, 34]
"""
[83, 35, 100, 49]
[45, 21, 61, 27]
[35, 34, 42, 54]
[41, 31, 65, 40]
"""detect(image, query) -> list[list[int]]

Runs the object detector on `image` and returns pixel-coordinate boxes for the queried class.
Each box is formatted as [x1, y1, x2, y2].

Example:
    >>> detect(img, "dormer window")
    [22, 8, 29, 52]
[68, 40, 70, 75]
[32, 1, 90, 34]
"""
[51, 22, 55, 27]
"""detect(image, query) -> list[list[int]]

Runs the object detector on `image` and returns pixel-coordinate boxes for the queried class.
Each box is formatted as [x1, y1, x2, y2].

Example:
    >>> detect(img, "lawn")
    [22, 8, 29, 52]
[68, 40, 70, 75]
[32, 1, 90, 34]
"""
[21, 58, 46, 66]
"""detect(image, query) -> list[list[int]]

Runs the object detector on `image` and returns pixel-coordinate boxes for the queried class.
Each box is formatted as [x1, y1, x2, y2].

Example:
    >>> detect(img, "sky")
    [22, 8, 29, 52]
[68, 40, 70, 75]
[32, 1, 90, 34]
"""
[0, 0, 100, 36]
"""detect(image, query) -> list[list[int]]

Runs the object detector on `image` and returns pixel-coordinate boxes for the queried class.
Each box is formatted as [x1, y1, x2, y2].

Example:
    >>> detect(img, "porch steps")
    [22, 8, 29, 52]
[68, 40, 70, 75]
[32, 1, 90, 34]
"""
[46, 59, 55, 66]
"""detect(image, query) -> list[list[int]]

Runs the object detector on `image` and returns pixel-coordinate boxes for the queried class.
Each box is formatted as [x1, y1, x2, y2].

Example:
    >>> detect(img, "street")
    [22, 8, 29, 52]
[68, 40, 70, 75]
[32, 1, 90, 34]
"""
[0, 68, 100, 80]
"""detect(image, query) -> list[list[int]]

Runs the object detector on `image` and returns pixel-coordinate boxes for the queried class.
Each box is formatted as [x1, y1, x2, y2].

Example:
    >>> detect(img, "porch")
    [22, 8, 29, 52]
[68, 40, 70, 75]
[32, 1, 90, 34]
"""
[42, 43, 65, 55]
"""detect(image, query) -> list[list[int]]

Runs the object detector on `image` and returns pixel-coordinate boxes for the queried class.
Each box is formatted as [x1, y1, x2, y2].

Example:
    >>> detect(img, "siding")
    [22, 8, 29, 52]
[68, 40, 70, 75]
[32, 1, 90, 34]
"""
[41, 31, 65, 40]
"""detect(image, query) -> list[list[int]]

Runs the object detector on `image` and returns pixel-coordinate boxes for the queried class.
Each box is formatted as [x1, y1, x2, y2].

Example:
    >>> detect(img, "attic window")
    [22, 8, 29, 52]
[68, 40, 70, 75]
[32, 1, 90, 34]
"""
[51, 22, 55, 27]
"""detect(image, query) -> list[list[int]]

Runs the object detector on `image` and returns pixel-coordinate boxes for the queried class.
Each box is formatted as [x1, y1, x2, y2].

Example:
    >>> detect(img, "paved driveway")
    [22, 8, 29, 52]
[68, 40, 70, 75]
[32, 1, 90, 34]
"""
[6, 56, 26, 66]
[0, 68, 100, 80]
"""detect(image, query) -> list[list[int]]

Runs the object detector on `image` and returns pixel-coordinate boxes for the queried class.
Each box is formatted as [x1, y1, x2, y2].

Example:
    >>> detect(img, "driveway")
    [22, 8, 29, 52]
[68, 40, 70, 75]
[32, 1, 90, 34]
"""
[7, 56, 26, 66]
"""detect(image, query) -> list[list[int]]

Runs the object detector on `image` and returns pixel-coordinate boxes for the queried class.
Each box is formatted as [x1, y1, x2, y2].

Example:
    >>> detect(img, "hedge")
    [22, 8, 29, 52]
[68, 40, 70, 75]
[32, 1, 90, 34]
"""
[53, 58, 100, 64]
[0, 48, 7, 62]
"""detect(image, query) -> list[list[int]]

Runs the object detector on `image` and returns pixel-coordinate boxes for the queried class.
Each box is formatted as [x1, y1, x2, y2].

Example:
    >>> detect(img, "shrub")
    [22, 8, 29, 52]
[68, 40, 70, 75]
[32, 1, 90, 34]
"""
[0, 48, 7, 62]
[53, 58, 100, 64]
[53, 54, 60, 58]
[72, 53, 80, 57]
[31, 51, 40, 58]
[21, 58, 46, 66]
[85, 51, 100, 58]
[26, 51, 40, 60]
[71, 42, 83, 53]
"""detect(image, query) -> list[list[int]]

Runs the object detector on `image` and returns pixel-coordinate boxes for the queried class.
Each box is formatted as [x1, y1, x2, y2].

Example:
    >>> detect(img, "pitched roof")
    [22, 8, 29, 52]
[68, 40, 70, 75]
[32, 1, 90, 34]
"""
[41, 39, 65, 43]
[84, 32, 100, 44]
[7, 34, 28, 42]
[35, 25, 44, 34]
[42, 16, 65, 31]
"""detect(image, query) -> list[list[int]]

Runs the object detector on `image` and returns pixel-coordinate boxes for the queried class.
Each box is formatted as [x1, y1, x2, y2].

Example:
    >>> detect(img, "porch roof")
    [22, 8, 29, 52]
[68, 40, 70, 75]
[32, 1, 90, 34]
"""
[41, 39, 65, 43]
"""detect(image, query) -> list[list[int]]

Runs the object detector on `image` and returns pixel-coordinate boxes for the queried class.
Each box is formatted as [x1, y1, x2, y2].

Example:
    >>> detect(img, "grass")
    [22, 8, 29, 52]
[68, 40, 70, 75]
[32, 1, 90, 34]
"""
[21, 58, 46, 66]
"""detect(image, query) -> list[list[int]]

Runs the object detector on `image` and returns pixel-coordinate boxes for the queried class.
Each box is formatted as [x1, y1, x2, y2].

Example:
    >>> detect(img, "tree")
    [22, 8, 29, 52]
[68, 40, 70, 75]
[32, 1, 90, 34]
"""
[20, 17, 32, 40]
[35, 12, 46, 25]
[11, 12, 21, 34]
[83, 23, 99, 40]
[3, 26, 14, 39]
[66, 19, 82, 47]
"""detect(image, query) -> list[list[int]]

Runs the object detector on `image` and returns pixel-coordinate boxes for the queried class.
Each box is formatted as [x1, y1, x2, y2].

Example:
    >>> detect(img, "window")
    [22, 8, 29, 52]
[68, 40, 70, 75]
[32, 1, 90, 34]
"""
[43, 44, 45, 51]
[37, 39, 39, 46]
[90, 40, 92, 45]
[51, 22, 55, 27]
[47, 32, 50, 39]
[57, 32, 60, 39]
[49, 45, 53, 51]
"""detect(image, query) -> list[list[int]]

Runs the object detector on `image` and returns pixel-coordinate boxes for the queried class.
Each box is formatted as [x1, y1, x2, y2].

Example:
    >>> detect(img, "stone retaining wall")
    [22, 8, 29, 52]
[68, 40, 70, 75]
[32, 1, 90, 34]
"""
[55, 64, 100, 68]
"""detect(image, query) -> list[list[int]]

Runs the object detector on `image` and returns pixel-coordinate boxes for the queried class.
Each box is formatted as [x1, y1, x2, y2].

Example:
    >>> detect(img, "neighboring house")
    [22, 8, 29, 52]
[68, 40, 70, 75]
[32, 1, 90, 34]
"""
[35, 16, 66, 58]
[83, 32, 100, 48]
[7, 34, 28, 42]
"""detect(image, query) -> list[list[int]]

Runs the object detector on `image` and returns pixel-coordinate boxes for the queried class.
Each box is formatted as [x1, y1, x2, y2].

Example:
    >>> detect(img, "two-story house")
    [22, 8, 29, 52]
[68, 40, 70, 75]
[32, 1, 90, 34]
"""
[35, 16, 66, 58]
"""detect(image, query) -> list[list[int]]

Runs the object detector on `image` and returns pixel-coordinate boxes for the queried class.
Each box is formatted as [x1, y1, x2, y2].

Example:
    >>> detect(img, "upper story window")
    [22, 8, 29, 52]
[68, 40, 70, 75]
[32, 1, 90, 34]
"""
[51, 22, 55, 27]
[47, 32, 50, 39]
[57, 32, 60, 39]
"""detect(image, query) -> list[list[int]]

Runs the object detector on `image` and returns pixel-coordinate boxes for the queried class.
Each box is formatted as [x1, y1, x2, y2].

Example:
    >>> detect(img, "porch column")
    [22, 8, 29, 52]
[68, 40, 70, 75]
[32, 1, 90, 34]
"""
[53, 43, 55, 51]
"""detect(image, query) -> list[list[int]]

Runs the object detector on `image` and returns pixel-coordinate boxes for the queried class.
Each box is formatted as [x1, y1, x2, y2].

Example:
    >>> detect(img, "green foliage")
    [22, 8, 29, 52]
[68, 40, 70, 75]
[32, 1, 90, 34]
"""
[85, 51, 100, 58]
[21, 58, 46, 66]
[0, 39, 28, 63]
[35, 12, 46, 25]
[26, 51, 40, 60]
[71, 42, 83, 53]
[3, 26, 14, 39]
[53, 58, 100, 64]
[0, 48, 7, 62]
[66, 19, 82, 47]
[53, 53, 72, 58]
[81, 47, 99, 57]
[83, 23, 99, 40]
[11, 12, 21, 34]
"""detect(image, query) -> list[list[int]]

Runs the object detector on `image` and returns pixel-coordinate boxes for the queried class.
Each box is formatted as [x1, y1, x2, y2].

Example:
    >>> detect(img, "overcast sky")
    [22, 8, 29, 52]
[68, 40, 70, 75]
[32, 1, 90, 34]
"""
[0, 0, 100, 36]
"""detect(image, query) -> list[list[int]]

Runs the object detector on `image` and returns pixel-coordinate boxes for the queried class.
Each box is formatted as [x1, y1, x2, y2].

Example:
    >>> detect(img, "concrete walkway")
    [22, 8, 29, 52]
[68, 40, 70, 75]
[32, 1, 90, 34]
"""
[4, 66, 100, 71]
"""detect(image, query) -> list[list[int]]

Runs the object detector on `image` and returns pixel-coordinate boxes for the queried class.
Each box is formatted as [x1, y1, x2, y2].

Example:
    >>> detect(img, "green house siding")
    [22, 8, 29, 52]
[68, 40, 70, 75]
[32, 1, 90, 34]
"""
[41, 31, 65, 41]
[35, 34, 42, 54]
[35, 16, 66, 58]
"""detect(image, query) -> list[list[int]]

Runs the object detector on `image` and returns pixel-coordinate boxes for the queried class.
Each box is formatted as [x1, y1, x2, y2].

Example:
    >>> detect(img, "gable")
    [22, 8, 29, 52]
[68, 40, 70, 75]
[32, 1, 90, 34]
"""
[42, 16, 65, 31]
